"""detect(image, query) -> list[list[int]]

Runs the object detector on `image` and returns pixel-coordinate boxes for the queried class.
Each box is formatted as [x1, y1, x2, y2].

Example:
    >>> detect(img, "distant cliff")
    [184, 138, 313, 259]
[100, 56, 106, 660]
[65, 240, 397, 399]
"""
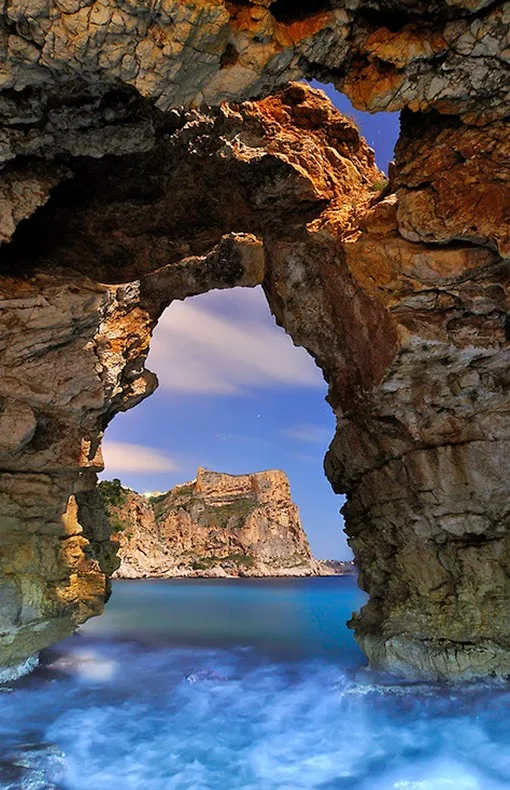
[99, 468, 351, 579]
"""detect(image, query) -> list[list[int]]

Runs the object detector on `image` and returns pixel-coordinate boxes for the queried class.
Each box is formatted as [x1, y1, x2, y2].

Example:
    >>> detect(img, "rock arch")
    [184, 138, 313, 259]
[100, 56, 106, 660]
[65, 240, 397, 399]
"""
[0, 0, 508, 680]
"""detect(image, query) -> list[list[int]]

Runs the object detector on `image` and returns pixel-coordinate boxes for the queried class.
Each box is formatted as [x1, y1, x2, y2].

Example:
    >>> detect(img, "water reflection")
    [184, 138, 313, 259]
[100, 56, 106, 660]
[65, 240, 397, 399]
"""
[81, 577, 367, 664]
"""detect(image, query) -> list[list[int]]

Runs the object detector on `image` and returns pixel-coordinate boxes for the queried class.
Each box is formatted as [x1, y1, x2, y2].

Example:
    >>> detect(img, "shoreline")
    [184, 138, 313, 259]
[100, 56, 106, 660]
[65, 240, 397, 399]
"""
[113, 560, 356, 582]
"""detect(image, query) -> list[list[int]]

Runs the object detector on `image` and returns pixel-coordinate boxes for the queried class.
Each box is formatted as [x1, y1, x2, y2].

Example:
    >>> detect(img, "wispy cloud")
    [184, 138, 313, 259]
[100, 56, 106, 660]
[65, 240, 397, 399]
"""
[284, 423, 332, 445]
[148, 287, 323, 395]
[102, 441, 178, 473]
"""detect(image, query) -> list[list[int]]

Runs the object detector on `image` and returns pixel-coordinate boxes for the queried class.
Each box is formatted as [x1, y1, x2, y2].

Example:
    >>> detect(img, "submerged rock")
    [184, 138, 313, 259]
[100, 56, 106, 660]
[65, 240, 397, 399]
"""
[0, 656, 39, 685]
[184, 670, 228, 684]
[0, 741, 65, 790]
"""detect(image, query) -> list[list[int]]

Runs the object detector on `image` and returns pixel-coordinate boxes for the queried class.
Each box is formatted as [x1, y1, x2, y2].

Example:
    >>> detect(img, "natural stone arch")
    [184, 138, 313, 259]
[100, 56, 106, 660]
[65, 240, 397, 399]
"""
[0, 0, 509, 681]
[0, 84, 391, 673]
[2, 81, 509, 681]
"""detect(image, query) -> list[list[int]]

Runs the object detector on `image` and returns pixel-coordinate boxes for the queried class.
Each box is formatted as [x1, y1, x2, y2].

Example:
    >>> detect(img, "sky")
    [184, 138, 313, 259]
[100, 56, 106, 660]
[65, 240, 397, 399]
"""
[100, 84, 400, 560]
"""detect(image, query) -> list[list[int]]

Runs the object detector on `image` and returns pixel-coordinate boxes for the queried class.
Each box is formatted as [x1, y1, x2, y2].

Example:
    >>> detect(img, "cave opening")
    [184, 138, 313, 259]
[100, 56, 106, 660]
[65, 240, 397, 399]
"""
[0, 80, 399, 285]
[100, 285, 349, 564]
[0, 74, 404, 675]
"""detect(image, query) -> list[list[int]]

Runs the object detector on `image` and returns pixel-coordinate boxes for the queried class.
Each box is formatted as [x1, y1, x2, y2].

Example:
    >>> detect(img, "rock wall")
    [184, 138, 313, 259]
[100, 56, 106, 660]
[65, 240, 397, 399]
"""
[103, 468, 321, 578]
[0, 0, 509, 679]
[0, 0, 507, 120]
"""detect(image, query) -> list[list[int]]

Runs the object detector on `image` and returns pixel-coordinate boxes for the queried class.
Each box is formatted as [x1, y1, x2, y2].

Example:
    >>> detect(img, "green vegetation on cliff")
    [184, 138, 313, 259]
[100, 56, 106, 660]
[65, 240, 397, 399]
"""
[191, 553, 255, 571]
[98, 479, 127, 507]
[155, 492, 260, 530]
[98, 479, 129, 533]
[200, 498, 260, 529]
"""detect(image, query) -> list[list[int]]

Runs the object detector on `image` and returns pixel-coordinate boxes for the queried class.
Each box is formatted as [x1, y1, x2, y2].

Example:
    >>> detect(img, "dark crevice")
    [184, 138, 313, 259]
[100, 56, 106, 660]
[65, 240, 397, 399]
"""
[228, 0, 333, 21]
[0, 133, 326, 283]
[357, 0, 506, 29]
[357, 7, 426, 30]
[0, 82, 176, 134]
[0, 16, 43, 52]
[220, 42, 239, 69]
[270, 0, 332, 24]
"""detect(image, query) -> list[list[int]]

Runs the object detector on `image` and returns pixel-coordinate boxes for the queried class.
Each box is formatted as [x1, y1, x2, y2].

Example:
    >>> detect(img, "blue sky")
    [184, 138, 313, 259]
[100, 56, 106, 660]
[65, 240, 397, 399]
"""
[101, 85, 399, 559]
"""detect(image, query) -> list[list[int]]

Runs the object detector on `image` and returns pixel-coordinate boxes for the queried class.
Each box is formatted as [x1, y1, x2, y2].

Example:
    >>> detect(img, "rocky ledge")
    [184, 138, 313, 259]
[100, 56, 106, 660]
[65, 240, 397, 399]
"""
[100, 468, 348, 579]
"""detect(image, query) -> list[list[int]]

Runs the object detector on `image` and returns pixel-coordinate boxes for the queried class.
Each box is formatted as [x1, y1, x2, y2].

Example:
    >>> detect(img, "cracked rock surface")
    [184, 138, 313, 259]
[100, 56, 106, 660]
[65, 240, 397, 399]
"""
[0, 0, 508, 118]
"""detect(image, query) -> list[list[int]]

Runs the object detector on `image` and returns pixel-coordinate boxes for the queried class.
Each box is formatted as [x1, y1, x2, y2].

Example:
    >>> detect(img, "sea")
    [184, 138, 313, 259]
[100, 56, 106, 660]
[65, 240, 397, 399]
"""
[1, 576, 510, 789]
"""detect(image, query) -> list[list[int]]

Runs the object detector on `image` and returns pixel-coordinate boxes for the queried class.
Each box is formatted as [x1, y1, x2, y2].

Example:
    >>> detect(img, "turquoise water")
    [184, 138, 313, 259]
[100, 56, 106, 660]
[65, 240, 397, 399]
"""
[2, 577, 510, 789]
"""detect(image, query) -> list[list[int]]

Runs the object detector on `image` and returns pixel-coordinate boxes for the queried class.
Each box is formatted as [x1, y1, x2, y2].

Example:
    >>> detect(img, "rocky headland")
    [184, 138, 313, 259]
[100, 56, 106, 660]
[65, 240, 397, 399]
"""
[100, 468, 350, 579]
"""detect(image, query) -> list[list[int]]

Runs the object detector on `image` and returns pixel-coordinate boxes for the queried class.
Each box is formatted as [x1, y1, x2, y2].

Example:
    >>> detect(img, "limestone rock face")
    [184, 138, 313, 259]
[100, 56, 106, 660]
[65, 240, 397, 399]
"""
[316, 560, 355, 577]
[327, 132, 510, 680]
[0, 0, 508, 680]
[0, 0, 507, 124]
[105, 468, 319, 578]
[395, 111, 510, 256]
